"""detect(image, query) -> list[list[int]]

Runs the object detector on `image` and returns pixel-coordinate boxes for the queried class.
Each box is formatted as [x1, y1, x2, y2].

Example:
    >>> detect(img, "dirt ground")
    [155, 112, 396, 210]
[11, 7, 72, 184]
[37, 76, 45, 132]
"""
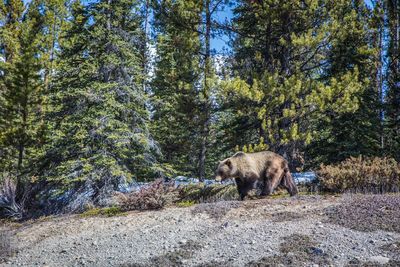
[1, 194, 400, 267]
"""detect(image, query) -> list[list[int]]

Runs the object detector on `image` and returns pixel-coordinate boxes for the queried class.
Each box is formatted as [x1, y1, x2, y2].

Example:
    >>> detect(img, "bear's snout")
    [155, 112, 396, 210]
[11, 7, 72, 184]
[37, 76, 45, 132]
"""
[215, 175, 222, 182]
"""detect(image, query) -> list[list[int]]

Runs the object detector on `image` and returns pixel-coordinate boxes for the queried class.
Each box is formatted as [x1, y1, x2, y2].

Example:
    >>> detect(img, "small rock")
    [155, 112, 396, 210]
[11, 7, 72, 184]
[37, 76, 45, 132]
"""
[179, 239, 187, 245]
[369, 240, 375, 244]
[310, 247, 324, 255]
[348, 258, 361, 265]
[369, 256, 390, 265]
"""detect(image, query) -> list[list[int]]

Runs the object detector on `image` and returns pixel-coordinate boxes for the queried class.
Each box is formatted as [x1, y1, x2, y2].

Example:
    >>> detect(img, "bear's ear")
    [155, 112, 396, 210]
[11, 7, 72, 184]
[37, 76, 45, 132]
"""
[225, 159, 232, 168]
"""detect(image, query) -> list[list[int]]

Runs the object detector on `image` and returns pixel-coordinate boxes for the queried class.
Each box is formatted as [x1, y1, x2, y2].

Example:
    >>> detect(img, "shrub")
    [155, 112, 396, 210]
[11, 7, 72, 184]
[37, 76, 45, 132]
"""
[317, 156, 400, 193]
[0, 175, 24, 220]
[118, 179, 179, 211]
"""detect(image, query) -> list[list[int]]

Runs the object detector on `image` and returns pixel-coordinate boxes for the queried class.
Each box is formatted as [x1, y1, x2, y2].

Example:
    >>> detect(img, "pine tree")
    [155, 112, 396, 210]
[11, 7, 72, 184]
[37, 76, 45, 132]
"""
[306, 0, 381, 165]
[221, 0, 368, 169]
[41, 0, 157, 203]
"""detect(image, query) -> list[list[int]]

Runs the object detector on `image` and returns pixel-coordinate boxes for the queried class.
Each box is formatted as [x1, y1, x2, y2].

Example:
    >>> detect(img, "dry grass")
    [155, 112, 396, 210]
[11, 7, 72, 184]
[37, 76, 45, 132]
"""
[118, 179, 180, 211]
[325, 194, 400, 232]
[179, 184, 239, 203]
[0, 176, 24, 220]
[118, 182, 240, 212]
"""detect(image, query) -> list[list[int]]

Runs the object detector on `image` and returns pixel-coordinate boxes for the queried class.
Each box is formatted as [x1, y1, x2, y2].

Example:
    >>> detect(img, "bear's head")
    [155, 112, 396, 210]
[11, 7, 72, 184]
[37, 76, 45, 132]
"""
[215, 159, 233, 182]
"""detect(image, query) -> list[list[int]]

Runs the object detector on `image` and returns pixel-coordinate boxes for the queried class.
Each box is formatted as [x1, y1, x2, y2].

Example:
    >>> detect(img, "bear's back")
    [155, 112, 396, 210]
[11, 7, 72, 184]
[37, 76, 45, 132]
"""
[233, 151, 286, 175]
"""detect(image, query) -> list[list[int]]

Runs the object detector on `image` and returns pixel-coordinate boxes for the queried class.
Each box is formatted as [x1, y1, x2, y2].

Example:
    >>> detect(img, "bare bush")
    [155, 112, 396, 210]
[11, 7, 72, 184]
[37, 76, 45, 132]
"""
[0, 175, 24, 220]
[118, 179, 179, 211]
[317, 156, 400, 193]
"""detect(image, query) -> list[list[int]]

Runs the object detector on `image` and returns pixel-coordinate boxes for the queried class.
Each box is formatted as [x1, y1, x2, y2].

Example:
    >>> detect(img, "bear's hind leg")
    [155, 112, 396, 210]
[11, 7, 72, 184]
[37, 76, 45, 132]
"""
[280, 170, 298, 196]
[261, 169, 282, 196]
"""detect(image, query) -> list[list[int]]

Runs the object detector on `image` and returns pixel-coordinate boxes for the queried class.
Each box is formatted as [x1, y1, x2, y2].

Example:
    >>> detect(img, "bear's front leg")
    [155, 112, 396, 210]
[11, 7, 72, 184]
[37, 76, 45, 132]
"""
[260, 179, 273, 197]
[235, 178, 249, 200]
[236, 172, 259, 201]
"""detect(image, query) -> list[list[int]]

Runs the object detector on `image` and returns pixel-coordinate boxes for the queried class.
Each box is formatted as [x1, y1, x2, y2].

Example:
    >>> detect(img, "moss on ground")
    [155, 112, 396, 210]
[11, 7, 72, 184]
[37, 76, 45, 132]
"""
[176, 200, 196, 208]
[80, 206, 127, 217]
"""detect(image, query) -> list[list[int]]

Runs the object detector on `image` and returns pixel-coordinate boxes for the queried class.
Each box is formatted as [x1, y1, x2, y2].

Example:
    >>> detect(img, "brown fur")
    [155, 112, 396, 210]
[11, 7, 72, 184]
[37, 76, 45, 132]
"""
[215, 151, 298, 200]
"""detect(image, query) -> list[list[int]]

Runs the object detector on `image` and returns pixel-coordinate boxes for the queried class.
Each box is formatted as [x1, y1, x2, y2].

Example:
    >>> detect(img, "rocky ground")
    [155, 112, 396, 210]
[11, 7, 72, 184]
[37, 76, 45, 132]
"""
[1, 194, 400, 267]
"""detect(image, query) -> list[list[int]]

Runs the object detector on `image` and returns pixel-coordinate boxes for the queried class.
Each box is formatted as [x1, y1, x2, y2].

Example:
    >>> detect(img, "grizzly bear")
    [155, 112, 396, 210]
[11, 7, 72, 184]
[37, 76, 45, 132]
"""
[215, 151, 298, 200]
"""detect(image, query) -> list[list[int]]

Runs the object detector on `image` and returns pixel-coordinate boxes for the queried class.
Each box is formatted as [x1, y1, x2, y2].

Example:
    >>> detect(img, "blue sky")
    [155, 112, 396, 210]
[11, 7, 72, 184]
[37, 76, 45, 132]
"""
[211, 7, 234, 54]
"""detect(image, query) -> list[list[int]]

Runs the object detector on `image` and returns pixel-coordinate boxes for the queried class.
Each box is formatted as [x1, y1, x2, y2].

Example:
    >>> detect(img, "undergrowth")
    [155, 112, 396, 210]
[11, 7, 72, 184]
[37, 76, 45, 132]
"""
[317, 156, 400, 193]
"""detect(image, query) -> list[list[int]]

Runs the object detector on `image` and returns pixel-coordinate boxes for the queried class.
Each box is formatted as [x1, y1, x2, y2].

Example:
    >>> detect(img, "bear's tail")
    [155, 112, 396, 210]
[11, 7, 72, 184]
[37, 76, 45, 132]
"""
[281, 167, 298, 197]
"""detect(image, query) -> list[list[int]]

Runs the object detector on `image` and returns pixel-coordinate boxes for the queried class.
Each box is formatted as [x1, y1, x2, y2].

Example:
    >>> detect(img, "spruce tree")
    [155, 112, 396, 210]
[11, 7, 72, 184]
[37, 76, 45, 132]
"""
[151, 0, 202, 177]
[151, 0, 227, 179]
[385, 0, 400, 160]
[0, 0, 46, 184]
[41, 0, 157, 204]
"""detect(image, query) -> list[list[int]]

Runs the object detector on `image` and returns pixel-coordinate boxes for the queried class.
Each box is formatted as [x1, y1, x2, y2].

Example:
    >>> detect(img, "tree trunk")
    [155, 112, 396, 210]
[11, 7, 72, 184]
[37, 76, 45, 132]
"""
[142, 0, 150, 93]
[198, 0, 212, 181]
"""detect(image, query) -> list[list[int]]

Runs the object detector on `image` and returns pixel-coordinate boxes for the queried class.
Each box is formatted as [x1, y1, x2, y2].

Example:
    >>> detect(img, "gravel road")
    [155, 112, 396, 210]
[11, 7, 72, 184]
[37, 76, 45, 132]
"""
[2, 194, 400, 267]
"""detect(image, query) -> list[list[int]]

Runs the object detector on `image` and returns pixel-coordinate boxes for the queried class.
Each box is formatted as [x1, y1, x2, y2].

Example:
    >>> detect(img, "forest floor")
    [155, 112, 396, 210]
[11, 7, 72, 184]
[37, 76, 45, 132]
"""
[1, 194, 400, 267]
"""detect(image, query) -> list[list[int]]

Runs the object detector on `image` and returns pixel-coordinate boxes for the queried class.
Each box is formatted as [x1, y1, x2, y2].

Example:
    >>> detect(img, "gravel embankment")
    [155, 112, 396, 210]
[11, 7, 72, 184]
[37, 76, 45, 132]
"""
[2, 194, 400, 267]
